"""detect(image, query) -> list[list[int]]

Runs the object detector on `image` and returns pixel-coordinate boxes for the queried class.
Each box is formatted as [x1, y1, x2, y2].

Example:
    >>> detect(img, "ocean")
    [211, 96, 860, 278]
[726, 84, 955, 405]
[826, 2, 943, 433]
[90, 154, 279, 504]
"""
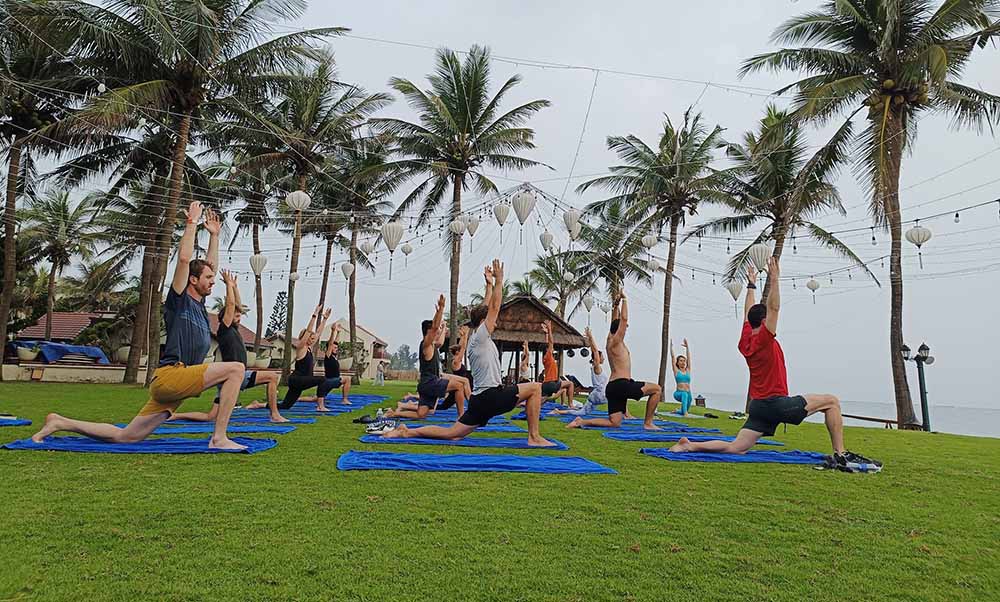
[696, 391, 1000, 439]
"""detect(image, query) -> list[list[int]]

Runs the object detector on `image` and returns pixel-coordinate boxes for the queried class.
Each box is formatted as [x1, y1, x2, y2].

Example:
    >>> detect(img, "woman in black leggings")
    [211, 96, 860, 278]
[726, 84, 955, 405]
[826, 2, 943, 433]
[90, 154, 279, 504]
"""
[278, 305, 333, 411]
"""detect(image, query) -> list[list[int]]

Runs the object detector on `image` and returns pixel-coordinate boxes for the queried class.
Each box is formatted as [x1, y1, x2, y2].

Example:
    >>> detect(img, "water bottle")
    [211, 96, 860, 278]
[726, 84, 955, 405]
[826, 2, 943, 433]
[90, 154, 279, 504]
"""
[376, 408, 384, 419]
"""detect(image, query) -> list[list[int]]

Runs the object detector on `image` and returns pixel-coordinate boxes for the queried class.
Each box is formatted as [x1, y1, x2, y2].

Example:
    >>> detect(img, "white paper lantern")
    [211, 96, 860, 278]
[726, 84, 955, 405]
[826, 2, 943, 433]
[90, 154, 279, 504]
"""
[724, 280, 743, 301]
[493, 204, 510, 225]
[563, 208, 581, 233]
[341, 263, 355, 279]
[466, 216, 480, 237]
[540, 230, 554, 251]
[512, 190, 536, 225]
[97, 82, 106, 94]
[360, 240, 375, 255]
[449, 219, 466, 235]
[401, 242, 413, 267]
[642, 234, 658, 249]
[285, 190, 312, 212]
[583, 294, 594, 312]
[905, 223, 932, 269]
[569, 222, 582, 241]
[647, 259, 661, 272]
[806, 278, 820, 304]
[381, 221, 404, 252]
[563, 271, 575, 282]
[748, 242, 773, 271]
[599, 303, 610, 315]
[249, 254, 268, 276]
[289, 271, 300, 282]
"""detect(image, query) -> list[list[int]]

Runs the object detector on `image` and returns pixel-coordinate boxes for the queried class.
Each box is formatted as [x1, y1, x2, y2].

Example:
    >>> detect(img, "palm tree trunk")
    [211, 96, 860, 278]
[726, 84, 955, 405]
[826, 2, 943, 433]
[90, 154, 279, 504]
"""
[0, 137, 24, 378]
[349, 228, 359, 384]
[883, 117, 917, 427]
[281, 174, 309, 383]
[45, 261, 57, 340]
[252, 224, 263, 355]
[124, 248, 155, 381]
[447, 174, 464, 364]
[143, 111, 193, 386]
[319, 237, 334, 303]
[657, 215, 680, 391]
[761, 221, 787, 300]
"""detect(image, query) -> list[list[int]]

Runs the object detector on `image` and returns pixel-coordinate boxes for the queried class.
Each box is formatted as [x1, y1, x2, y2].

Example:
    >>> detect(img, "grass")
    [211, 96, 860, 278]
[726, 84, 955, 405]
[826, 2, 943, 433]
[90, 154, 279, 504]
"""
[0, 380, 997, 602]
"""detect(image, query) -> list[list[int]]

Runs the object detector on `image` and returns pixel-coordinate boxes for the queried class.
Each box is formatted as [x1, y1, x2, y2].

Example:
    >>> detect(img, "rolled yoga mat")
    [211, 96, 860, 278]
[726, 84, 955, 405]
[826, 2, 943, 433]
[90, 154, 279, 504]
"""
[359, 434, 569, 450]
[603, 431, 782, 445]
[3, 436, 277, 454]
[640, 448, 827, 465]
[337, 450, 617, 474]
[0, 418, 31, 427]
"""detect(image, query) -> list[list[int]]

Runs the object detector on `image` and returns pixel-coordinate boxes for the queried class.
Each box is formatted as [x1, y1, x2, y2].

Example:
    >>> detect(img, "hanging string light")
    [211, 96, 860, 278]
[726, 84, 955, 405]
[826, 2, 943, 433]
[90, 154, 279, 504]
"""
[871, 227, 877, 246]
[726, 237, 731, 254]
[954, 212, 960, 224]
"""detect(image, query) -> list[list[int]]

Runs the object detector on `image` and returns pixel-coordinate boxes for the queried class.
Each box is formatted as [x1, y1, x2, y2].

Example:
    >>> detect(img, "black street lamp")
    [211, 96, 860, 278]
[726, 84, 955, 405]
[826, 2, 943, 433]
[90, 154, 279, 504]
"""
[901, 342, 934, 432]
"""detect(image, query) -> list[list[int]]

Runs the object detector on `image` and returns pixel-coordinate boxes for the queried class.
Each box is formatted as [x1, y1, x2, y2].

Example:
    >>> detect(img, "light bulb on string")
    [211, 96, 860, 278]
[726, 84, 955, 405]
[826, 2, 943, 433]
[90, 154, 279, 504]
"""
[871, 228, 877, 246]
[954, 212, 960, 224]
[829, 276, 834, 285]
[726, 238, 731, 254]
[697, 232, 702, 252]
[792, 278, 796, 290]
[848, 270, 852, 281]
[712, 275, 716, 285]
[691, 268, 695, 280]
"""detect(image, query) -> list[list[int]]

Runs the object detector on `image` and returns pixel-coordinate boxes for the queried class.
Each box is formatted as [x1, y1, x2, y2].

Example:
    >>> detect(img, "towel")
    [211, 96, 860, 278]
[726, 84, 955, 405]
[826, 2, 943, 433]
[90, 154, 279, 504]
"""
[0, 418, 32, 427]
[167, 417, 316, 425]
[359, 435, 568, 450]
[116, 423, 296, 435]
[3, 436, 277, 454]
[640, 448, 828, 465]
[337, 450, 616, 474]
[602, 432, 782, 445]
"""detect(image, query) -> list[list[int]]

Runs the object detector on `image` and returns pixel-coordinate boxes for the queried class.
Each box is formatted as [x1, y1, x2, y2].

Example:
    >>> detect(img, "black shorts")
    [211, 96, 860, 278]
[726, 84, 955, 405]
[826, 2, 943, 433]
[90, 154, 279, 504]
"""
[417, 377, 449, 408]
[541, 380, 561, 396]
[605, 378, 646, 416]
[744, 396, 808, 436]
[460, 385, 520, 427]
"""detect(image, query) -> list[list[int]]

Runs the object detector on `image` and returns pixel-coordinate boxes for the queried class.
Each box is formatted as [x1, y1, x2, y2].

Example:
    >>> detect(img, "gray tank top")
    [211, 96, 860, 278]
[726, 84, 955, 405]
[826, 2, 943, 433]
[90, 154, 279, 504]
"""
[418, 341, 440, 385]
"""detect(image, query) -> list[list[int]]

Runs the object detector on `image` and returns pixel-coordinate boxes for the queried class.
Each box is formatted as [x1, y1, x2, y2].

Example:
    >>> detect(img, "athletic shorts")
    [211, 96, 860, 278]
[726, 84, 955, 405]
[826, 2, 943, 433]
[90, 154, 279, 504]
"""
[541, 380, 561, 397]
[213, 370, 258, 403]
[605, 378, 646, 416]
[460, 385, 520, 427]
[324, 377, 343, 390]
[138, 363, 209, 416]
[417, 377, 449, 408]
[744, 395, 808, 436]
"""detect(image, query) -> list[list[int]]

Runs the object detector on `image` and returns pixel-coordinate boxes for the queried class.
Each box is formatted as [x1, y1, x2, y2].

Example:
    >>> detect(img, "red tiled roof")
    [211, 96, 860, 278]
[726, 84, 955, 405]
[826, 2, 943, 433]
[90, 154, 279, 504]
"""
[208, 313, 271, 347]
[16, 312, 101, 341]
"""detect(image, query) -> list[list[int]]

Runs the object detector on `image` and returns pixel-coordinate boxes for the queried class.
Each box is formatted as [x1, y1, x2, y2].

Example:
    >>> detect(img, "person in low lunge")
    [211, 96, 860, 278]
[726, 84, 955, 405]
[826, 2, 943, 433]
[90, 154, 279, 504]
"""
[31, 202, 249, 450]
[539, 320, 575, 406]
[670, 339, 693, 416]
[669, 257, 881, 473]
[274, 305, 334, 411]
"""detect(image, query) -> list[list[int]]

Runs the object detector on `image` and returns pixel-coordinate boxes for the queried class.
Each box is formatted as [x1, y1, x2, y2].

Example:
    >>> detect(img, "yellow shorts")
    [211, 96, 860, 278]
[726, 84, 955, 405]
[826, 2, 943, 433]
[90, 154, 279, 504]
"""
[137, 363, 209, 416]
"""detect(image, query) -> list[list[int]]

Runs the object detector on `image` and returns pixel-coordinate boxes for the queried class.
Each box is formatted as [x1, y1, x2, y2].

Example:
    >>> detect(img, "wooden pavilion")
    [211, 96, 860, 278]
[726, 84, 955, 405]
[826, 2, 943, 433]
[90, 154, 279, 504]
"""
[489, 294, 587, 381]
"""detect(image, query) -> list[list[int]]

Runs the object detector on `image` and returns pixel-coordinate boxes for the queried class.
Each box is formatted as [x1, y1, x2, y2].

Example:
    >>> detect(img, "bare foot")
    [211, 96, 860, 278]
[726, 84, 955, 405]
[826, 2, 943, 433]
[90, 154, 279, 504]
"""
[380, 424, 409, 439]
[245, 401, 266, 410]
[315, 405, 330, 412]
[565, 417, 584, 429]
[31, 413, 65, 442]
[340, 400, 351, 405]
[643, 423, 663, 431]
[270, 414, 290, 423]
[528, 436, 559, 448]
[209, 437, 248, 451]
[669, 437, 692, 452]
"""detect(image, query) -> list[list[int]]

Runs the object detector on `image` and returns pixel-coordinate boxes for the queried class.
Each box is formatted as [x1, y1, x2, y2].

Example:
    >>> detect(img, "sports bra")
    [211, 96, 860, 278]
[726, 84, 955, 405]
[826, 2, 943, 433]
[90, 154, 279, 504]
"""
[674, 370, 691, 384]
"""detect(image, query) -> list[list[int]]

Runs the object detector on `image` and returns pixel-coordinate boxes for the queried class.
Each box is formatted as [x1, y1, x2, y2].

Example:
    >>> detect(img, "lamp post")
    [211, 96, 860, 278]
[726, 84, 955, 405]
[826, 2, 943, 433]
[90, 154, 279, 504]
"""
[901, 343, 934, 432]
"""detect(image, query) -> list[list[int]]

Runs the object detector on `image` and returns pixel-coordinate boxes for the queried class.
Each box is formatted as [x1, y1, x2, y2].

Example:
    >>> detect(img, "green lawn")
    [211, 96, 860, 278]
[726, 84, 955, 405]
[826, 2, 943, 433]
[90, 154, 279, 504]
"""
[1, 380, 997, 602]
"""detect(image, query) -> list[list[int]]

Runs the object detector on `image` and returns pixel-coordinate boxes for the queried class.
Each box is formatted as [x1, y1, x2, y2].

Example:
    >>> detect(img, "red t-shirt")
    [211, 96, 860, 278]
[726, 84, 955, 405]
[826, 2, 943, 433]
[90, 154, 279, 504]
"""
[738, 321, 788, 400]
[543, 350, 558, 381]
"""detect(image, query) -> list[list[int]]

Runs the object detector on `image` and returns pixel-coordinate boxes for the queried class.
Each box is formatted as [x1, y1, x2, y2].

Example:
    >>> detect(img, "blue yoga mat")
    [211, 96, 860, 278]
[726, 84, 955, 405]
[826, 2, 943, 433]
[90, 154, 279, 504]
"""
[603, 432, 782, 445]
[3, 436, 277, 454]
[337, 450, 616, 474]
[168, 416, 316, 425]
[580, 424, 722, 433]
[640, 448, 827, 464]
[0, 418, 31, 427]
[397, 416, 509, 425]
[115, 423, 297, 435]
[359, 435, 569, 450]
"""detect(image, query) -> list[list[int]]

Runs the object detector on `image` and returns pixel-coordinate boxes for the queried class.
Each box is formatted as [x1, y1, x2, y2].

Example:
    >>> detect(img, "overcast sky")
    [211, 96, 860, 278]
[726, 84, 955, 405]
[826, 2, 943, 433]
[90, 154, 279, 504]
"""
[197, 1, 1000, 411]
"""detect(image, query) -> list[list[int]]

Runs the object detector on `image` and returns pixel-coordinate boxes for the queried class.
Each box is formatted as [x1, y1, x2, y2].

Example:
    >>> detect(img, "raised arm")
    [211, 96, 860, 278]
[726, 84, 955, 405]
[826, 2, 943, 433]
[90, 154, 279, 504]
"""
[744, 264, 758, 320]
[612, 296, 629, 341]
[327, 321, 340, 347]
[585, 327, 602, 374]
[423, 295, 446, 357]
[683, 338, 691, 372]
[451, 325, 469, 371]
[171, 201, 202, 294]
[203, 207, 221, 276]
[220, 270, 237, 327]
[315, 308, 332, 342]
[764, 256, 780, 334]
[485, 259, 504, 333]
[520, 340, 530, 372]
[670, 339, 676, 368]
[542, 320, 554, 356]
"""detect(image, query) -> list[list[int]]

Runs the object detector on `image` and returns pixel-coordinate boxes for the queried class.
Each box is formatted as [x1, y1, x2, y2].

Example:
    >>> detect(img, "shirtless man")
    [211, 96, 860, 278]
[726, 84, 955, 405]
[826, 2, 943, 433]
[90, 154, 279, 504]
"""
[566, 295, 662, 430]
[381, 260, 554, 446]
[31, 202, 249, 449]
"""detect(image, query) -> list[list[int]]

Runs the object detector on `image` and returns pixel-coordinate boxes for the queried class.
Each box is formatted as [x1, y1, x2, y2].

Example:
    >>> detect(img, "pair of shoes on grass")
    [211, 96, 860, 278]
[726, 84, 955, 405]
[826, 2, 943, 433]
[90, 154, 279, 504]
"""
[826, 451, 883, 473]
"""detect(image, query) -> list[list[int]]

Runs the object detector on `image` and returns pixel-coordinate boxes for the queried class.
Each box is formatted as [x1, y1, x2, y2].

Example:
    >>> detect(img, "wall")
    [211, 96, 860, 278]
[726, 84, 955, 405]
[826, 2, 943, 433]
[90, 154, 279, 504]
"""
[2, 364, 148, 384]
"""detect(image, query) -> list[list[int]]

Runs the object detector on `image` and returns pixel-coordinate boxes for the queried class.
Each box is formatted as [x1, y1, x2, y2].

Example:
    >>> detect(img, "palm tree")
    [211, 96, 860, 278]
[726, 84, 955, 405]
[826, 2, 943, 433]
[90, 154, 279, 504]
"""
[60, 258, 133, 312]
[469, 281, 513, 306]
[578, 109, 729, 389]
[372, 45, 550, 351]
[36, 0, 341, 380]
[220, 51, 390, 379]
[742, 0, 1000, 425]
[527, 252, 595, 320]
[0, 7, 86, 374]
[687, 106, 878, 297]
[568, 199, 652, 305]
[20, 190, 105, 340]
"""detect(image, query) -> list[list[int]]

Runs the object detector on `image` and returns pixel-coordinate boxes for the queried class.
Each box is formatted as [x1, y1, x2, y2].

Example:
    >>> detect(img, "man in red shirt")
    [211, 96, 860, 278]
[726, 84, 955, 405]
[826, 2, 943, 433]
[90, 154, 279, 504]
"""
[540, 320, 574, 405]
[671, 257, 880, 472]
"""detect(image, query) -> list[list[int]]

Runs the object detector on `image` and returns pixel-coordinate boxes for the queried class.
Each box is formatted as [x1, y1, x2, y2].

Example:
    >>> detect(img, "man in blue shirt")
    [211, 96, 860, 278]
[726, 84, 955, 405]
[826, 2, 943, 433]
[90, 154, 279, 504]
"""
[32, 201, 249, 450]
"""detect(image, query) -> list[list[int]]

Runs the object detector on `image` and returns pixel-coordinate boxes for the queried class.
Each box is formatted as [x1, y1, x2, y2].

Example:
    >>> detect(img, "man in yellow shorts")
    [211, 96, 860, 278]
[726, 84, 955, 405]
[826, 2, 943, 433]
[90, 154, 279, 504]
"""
[31, 201, 249, 450]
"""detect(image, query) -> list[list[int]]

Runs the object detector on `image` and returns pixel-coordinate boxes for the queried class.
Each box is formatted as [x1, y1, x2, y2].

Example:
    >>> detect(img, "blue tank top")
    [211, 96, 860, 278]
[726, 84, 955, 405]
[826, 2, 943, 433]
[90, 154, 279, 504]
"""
[675, 370, 691, 384]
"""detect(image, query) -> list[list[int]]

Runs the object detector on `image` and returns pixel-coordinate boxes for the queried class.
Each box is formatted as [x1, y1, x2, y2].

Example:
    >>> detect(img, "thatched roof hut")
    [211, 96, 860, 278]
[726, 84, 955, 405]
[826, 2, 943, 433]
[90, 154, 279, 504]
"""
[486, 295, 587, 381]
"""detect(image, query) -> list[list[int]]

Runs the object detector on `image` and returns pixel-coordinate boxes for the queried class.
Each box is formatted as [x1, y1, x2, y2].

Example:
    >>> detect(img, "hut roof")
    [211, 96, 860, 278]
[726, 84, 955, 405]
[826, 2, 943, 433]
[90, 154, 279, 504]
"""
[491, 294, 586, 350]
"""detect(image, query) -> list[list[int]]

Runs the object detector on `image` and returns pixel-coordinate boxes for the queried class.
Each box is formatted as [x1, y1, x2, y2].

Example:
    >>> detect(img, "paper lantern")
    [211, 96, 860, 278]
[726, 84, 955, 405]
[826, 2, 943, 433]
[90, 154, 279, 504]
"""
[285, 190, 311, 212]
[540, 230, 554, 251]
[341, 263, 355, 279]
[806, 278, 820, 304]
[642, 234, 658, 249]
[360, 240, 375, 255]
[494, 204, 510, 244]
[569, 222, 582, 241]
[748, 242, 773, 271]
[381, 221, 405, 279]
[97, 82, 106, 94]
[401, 242, 413, 267]
[512, 190, 536, 244]
[725, 280, 743, 301]
[563, 271, 575, 282]
[647, 259, 661, 272]
[249, 254, 267, 276]
[289, 272, 300, 282]
[466, 216, 480, 237]
[449, 219, 466, 235]
[905, 223, 932, 269]
[583, 294, 594, 312]
[563, 208, 581, 233]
